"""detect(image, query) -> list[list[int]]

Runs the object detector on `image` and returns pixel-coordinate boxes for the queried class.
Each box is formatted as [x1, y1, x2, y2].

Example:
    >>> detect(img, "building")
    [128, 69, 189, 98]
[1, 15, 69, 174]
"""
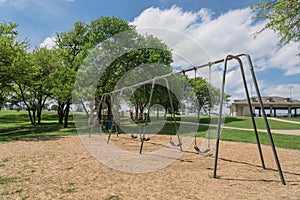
[228, 96, 300, 117]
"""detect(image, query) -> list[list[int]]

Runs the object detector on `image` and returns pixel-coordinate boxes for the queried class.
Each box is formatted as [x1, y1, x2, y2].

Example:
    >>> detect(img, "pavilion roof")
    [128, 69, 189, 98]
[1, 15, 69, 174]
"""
[228, 96, 300, 107]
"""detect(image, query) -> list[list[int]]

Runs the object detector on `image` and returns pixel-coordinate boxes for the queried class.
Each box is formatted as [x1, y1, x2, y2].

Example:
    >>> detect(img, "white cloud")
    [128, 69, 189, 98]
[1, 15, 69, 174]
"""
[0, 0, 6, 3]
[263, 84, 300, 100]
[131, 6, 300, 100]
[39, 36, 56, 49]
[132, 6, 199, 33]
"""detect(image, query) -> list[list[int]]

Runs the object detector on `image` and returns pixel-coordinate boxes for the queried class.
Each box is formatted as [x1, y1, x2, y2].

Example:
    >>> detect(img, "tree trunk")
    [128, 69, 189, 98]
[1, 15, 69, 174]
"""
[164, 107, 167, 120]
[37, 95, 48, 125]
[37, 108, 42, 125]
[98, 103, 103, 122]
[32, 109, 36, 125]
[58, 102, 65, 125]
[37, 98, 42, 125]
[105, 99, 112, 121]
[135, 105, 139, 120]
[80, 98, 90, 119]
[27, 109, 34, 125]
[64, 100, 71, 128]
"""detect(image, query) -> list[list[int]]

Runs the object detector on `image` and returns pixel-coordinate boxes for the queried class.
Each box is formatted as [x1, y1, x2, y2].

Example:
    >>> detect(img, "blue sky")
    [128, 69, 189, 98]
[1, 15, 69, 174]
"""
[1, 0, 299, 100]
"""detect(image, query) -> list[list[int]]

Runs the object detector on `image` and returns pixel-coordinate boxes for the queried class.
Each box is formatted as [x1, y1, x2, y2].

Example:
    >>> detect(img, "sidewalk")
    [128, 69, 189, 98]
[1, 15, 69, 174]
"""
[181, 119, 300, 136]
[222, 125, 300, 136]
[222, 117, 300, 136]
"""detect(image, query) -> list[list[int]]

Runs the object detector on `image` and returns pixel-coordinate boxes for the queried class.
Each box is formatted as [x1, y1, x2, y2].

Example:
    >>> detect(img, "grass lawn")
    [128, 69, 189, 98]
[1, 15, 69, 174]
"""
[0, 110, 299, 150]
[0, 110, 76, 142]
[222, 116, 300, 130]
[220, 128, 300, 150]
[280, 117, 300, 122]
[166, 114, 300, 129]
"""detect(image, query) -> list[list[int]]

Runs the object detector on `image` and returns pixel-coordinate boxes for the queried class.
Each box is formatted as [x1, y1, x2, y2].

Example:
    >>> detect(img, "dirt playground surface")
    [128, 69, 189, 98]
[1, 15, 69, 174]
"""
[0, 135, 299, 199]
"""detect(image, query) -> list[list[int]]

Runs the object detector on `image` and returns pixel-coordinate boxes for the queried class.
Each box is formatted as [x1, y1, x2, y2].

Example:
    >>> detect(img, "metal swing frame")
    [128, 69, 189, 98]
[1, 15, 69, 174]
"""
[193, 66, 211, 155]
[93, 53, 285, 185]
[211, 54, 285, 185]
[164, 77, 183, 151]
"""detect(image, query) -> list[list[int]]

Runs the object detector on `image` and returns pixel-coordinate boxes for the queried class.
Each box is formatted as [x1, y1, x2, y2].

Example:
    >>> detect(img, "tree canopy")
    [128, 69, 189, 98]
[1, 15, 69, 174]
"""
[0, 16, 232, 128]
[251, 0, 300, 53]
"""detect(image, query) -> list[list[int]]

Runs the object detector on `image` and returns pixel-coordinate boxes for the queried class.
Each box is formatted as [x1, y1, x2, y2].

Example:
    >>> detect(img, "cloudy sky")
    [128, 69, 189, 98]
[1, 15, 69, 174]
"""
[1, 0, 299, 101]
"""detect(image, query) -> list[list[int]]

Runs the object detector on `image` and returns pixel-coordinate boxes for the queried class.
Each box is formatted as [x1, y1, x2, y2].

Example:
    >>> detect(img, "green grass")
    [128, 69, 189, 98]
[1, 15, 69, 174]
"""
[281, 118, 300, 122]
[223, 116, 300, 130]
[105, 195, 121, 200]
[0, 176, 16, 185]
[160, 114, 299, 129]
[220, 129, 300, 150]
[0, 110, 76, 141]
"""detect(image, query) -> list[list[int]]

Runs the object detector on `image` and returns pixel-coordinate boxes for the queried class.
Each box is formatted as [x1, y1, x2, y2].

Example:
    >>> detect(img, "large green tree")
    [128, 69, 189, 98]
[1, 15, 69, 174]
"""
[7, 47, 57, 125]
[74, 18, 173, 124]
[55, 17, 134, 128]
[54, 21, 89, 127]
[96, 35, 173, 121]
[31, 47, 58, 124]
[251, 0, 300, 53]
[0, 22, 43, 124]
[8, 48, 39, 125]
[0, 22, 29, 110]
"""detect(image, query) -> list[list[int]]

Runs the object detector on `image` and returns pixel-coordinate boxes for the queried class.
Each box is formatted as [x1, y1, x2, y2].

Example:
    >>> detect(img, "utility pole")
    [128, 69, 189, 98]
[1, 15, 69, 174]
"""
[289, 86, 293, 98]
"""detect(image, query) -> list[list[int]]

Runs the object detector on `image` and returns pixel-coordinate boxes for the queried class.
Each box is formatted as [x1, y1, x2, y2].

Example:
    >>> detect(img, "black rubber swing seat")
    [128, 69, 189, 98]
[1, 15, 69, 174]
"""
[143, 137, 150, 141]
[131, 134, 138, 139]
[170, 141, 182, 147]
[194, 145, 210, 154]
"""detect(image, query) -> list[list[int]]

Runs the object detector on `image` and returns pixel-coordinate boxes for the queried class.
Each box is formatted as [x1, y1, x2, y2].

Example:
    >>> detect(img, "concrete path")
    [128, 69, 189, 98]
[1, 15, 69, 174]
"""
[222, 126, 300, 136]
[181, 118, 300, 136]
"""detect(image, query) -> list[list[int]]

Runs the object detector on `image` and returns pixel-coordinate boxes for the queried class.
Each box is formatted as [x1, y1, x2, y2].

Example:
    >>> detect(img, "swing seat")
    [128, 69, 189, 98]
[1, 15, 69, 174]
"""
[143, 137, 150, 141]
[194, 145, 210, 154]
[170, 141, 182, 147]
[131, 134, 138, 139]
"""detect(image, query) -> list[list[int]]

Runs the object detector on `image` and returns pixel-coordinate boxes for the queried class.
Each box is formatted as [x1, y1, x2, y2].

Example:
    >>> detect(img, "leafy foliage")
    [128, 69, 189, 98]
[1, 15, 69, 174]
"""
[251, 0, 300, 53]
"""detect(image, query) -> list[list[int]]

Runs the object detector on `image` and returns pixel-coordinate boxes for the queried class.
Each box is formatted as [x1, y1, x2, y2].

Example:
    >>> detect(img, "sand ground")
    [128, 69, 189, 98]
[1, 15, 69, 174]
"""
[0, 135, 299, 200]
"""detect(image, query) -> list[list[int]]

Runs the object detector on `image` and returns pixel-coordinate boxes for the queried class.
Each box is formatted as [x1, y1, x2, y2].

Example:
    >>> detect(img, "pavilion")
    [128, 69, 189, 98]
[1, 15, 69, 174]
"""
[228, 96, 300, 117]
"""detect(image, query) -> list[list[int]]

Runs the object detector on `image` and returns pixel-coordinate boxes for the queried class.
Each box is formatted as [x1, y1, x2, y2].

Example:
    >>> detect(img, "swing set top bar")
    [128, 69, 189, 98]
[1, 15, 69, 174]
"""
[108, 53, 245, 95]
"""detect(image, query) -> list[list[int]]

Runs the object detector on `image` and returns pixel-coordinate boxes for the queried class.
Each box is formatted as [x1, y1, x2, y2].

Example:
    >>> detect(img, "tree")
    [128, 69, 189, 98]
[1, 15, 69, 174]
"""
[31, 47, 57, 124]
[0, 22, 58, 124]
[189, 77, 231, 117]
[0, 89, 8, 110]
[8, 48, 55, 125]
[9, 49, 40, 125]
[87, 17, 135, 121]
[60, 17, 174, 127]
[0, 22, 29, 110]
[0, 22, 43, 124]
[77, 20, 173, 122]
[251, 0, 300, 53]
[99, 35, 173, 120]
[55, 17, 134, 128]
[0, 22, 21, 88]
[54, 21, 88, 128]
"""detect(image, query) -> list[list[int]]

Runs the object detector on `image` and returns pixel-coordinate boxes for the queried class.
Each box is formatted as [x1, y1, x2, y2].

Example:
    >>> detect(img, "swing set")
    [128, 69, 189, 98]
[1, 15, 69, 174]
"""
[90, 53, 285, 185]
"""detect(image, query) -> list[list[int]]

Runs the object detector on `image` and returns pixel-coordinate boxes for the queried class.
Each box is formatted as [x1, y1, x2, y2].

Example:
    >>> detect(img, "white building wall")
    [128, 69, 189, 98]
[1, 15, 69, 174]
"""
[243, 106, 255, 116]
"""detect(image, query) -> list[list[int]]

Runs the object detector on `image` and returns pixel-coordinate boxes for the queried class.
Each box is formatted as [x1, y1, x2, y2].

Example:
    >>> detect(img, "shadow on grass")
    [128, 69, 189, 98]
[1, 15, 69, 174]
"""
[223, 116, 247, 124]
[0, 122, 76, 142]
